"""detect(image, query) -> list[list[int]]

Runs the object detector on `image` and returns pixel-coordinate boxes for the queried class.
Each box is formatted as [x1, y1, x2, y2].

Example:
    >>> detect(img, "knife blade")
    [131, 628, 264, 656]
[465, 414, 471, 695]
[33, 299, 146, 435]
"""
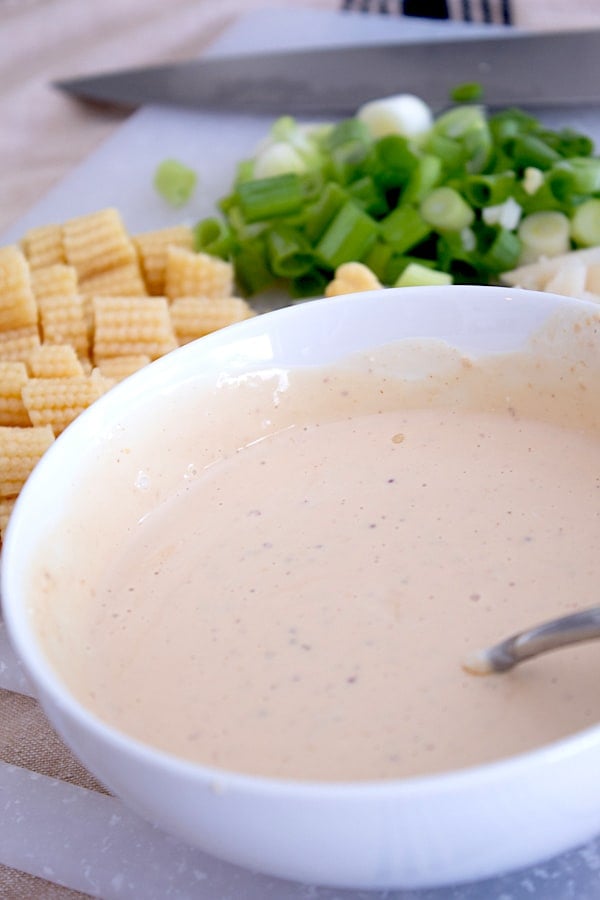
[54, 29, 600, 115]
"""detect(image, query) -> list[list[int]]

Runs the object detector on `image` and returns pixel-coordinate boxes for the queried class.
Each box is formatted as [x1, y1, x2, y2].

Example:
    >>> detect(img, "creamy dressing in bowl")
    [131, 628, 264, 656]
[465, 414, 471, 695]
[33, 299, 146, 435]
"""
[26, 301, 600, 782]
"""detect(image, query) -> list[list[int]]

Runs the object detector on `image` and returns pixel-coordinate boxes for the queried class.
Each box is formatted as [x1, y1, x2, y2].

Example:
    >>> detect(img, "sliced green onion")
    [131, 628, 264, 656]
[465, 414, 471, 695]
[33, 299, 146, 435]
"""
[189, 99, 600, 299]
[540, 127, 594, 158]
[315, 201, 378, 269]
[290, 269, 330, 299]
[436, 232, 478, 280]
[357, 94, 433, 141]
[450, 82, 484, 103]
[479, 227, 522, 272]
[401, 154, 442, 204]
[193, 218, 232, 259]
[463, 172, 516, 207]
[481, 197, 522, 231]
[517, 210, 571, 264]
[379, 204, 431, 253]
[571, 198, 600, 247]
[237, 173, 304, 223]
[324, 118, 371, 151]
[347, 176, 388, 216]
[321, 118, 374, 184]
[304, 182, 348, 242]
[488, 108, 540, 143]
[516, 180, 566, 215]
[502, 134, 561, 170]
[395, 262, 452, 287]
[235, 158, 255, 184]
[425, 133, 465, 176]
[231, 240, 273, 295]
[253, 142, 307, 179]
[266, 225, 314, 278]
[373, 135, 420, 188]
[420, 187, 475, 232]
[547, 158, 600, 202]
[153, 159, 197, 207]
[361, 240, 394, 281]
[429, 105, 492, 174]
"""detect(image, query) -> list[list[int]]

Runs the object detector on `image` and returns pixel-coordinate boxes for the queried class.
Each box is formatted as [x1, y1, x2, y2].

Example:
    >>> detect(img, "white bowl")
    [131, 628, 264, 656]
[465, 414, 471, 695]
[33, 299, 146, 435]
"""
[3, 285, 600, 890]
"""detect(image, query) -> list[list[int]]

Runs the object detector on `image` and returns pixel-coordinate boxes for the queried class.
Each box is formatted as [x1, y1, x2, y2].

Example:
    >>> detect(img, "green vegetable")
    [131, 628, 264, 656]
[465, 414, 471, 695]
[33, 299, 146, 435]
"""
[518, 210, 571, 263]
[380, 205, 431, 253]
[395, 262, 452, 287]
[420, 187, 474, 232]
[189, 93, 600, 297]
[236, 173, 305, 223]
[315, 201, 378, 269]
[154, 159, 197, 207]
[450, 82, 484, 103]
[571, 198, 600, 247]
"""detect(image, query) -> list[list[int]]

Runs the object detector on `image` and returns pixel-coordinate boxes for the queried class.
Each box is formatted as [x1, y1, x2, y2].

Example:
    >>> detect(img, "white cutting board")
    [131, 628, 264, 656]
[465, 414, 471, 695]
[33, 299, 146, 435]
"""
[2, 8, 600, 900]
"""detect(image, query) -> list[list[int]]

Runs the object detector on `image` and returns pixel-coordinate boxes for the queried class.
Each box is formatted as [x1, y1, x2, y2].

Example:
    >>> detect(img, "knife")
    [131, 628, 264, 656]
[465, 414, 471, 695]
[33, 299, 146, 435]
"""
[54, 29, 600, 115]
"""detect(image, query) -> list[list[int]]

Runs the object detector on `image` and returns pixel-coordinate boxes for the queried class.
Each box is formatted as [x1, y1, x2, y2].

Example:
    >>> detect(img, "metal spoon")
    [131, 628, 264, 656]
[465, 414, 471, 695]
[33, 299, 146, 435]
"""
[463, 606, 600, 675]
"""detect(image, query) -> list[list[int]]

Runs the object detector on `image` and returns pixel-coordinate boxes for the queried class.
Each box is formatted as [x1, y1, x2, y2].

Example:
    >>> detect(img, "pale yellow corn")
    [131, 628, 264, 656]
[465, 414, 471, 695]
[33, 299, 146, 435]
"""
[95, 354, 151, 381]
[62, 208, 136, 281]
[28, 344, 84, 378]
[0, 246, 39, 330]
[22, 376, 111, 435]
[30, 264, 79, 301]
[0, 496, 16, 540]
[170, 296, 255, 345]
[79, 261, 147, 300]
[165, 246, 234, 301]
[93, 296, 177, 361]
[133, 225, 194, 295]
[0, 325, 41, 363]
[0, 361, 30, 427]
[37, 294, 89, 360]
[21, 224, 65, 269]
[325, 262, 382, 298]
[0, 425, 55, 497]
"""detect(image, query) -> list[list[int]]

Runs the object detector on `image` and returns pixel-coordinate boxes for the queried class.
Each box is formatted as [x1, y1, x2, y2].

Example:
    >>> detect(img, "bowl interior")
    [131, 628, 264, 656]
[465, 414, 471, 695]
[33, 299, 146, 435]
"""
[4, 284, 600, 734]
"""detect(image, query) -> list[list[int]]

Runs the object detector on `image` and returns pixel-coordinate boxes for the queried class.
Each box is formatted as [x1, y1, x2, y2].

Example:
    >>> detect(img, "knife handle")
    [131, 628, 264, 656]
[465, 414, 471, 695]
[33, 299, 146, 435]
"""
[341, 0, 513, 26]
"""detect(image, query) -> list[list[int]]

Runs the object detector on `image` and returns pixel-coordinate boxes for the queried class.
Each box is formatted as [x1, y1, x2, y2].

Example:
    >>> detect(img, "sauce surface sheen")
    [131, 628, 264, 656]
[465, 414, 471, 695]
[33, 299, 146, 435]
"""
[30, 319, 600, 781]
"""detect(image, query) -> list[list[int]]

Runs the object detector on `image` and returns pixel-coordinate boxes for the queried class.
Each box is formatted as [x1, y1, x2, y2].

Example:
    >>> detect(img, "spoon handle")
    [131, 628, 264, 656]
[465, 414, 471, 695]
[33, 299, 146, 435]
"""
[464, 606, 600, 675]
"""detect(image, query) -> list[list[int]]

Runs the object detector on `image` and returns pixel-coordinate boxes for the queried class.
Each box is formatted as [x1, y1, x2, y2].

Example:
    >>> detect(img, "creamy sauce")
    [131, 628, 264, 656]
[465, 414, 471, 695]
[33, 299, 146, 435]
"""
[29, 308, 600, 782]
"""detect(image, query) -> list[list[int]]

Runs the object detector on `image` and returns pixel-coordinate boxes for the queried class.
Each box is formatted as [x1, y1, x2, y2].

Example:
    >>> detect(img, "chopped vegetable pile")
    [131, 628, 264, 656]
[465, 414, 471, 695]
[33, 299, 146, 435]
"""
[192, 94, 600, 298]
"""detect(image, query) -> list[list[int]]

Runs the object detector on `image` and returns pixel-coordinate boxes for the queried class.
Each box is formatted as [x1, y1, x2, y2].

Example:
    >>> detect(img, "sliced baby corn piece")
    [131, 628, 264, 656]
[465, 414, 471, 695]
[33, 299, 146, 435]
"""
[62, 207, 136, 281]
[0, 496, 17, 541]
[325, 262, 382, 297]
[170, 296, 255, 345]
[0, 246, 39, 330]
[28, 344, 84, 378]
[79, 260, 148, 300]
[0, 424, 55, 497]
[21, 223, 65, 269]
[95, 354, 152, 382]
[0, 361, 30, 427]
[0, 325, 41, 364]
[93, 296, 177, 362]
[133, 225, 194, 295]
[37, 293, 90, 360]
[30, 263, 79, 301]
[22, 376, 112, 435]
[165, 246, 234, 301]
